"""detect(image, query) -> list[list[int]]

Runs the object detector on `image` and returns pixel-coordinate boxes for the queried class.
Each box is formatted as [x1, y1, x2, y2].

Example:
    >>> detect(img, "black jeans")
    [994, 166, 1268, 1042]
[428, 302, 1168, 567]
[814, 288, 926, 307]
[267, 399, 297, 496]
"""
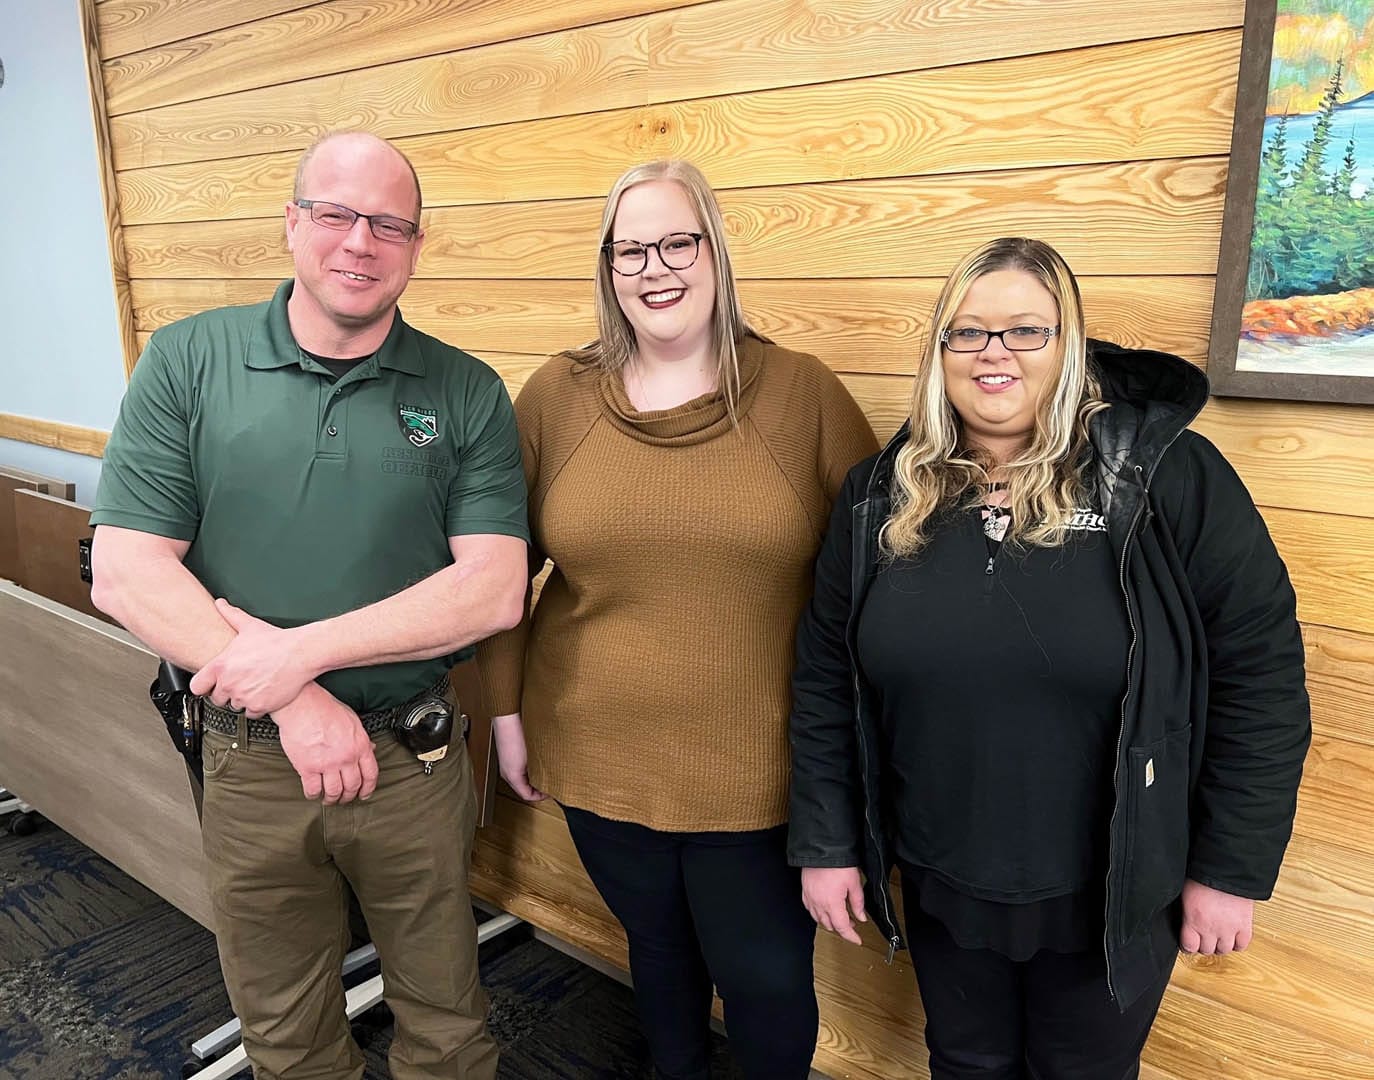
[902, 889, 1176, 1080]
[562, 804, 818, 1080]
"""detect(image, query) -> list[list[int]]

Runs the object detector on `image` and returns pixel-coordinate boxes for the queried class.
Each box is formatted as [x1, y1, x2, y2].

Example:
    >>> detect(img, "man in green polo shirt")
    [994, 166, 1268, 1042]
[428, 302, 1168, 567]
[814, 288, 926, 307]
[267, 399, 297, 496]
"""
[90, 131, 526, 1080]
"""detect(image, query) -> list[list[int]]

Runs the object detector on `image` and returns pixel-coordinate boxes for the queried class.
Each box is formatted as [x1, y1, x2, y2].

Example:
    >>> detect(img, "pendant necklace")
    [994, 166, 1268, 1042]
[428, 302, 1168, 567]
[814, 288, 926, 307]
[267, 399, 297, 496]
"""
[981, 483, 1010, 574]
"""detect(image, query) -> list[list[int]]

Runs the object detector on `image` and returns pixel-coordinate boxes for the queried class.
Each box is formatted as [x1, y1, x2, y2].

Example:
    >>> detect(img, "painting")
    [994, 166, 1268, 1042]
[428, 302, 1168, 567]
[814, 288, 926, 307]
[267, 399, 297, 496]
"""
[1209, 0, 1374, 403]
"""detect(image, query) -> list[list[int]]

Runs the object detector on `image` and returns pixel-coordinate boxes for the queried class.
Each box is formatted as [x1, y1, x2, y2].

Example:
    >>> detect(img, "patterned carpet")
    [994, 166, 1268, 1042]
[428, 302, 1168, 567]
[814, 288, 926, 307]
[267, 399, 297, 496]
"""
[0, 817, 745, 1079]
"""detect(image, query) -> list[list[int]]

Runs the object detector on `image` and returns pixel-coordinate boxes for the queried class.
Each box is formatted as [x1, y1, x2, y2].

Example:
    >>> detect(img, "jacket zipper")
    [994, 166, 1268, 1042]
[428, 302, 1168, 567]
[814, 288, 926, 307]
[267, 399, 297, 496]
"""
[1102, 460, 1159, 1002]
[849, 496, 901, 962]
[854, 668, 901, 962]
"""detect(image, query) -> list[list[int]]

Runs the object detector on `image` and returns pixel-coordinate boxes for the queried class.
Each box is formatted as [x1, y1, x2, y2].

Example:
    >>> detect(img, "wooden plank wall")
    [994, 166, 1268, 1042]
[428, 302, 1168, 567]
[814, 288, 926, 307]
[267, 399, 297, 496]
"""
[87, 1, 1374, 1076]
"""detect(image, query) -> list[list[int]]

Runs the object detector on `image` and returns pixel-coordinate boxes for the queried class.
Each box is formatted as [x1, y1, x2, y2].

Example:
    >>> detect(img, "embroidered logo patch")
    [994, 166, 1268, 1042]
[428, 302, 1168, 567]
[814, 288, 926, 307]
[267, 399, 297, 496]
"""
[398, 404, 439, 447]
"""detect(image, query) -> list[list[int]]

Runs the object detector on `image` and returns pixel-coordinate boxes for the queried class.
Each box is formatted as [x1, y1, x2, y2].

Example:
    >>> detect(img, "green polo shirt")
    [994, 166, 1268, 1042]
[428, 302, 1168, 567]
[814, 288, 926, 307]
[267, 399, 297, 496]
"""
[93, 280, 529, 712]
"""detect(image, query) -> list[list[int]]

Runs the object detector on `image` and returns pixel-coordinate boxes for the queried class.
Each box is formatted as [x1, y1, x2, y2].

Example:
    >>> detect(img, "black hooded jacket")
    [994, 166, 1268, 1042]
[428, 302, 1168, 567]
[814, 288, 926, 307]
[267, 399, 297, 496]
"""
[786, 340, 1311, 1007]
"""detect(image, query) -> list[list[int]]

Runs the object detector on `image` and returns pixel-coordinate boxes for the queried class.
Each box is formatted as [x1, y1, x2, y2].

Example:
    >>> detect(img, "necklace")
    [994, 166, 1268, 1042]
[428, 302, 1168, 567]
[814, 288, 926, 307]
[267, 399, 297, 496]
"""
[981, 503, 1010, 543]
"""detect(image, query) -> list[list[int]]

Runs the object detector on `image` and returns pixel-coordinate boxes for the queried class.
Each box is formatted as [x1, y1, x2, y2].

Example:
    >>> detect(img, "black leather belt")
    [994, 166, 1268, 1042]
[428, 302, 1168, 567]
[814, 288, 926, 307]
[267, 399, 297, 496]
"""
[199, 676, 451, 742]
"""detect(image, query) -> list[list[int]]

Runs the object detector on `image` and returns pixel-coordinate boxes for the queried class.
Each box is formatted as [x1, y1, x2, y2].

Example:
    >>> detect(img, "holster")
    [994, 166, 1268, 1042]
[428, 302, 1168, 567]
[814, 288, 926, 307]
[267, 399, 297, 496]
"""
[149, 660, 204, 790]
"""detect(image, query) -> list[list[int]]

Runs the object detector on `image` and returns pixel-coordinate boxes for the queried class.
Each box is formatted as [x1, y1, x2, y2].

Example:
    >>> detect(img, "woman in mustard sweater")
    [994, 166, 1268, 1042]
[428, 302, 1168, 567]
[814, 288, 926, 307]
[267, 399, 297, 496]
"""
[477, 159, 877, 1078]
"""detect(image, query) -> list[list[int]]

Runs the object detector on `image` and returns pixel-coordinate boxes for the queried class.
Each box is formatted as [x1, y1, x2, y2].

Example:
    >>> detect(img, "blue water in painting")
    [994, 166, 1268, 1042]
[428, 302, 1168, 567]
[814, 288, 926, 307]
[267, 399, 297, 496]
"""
[1265, 93, 1374, 196]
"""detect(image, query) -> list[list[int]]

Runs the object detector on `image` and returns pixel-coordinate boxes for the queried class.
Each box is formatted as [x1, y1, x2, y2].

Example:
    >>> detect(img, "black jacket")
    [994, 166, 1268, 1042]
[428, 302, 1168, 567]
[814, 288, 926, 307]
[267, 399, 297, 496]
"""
[787, 340, 1311, 1007]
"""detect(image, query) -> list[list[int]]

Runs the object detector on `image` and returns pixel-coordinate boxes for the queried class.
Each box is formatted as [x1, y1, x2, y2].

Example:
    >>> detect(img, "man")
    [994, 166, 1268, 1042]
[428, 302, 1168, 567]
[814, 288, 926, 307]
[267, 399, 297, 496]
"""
[90, 131, 527, 1080]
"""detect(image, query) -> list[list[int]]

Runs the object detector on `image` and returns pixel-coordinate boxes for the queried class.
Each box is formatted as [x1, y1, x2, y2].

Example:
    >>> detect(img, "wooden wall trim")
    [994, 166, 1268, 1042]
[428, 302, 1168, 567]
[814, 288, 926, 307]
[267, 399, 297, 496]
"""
[0, 414, 109, 459]
[78, 0, 141, 381]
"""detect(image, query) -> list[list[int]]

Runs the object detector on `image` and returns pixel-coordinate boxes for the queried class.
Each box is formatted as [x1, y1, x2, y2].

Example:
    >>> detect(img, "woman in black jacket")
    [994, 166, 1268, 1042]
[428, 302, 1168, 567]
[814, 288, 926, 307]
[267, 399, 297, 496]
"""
[787, 237, 1310, 1079]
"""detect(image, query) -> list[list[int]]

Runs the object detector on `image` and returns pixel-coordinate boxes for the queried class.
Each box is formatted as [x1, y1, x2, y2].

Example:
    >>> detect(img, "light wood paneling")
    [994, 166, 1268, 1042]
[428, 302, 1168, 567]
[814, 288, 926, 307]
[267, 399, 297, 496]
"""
[0, 414, 109, 458]
[120, 158, 1228, 281]
[114, 30, 1240, 225]
[646, 0, 1243, 101]
[100, 0, 1243, 119]
[1191, 398, 1374, 520]
[101, 0, 701, 116]
[465, 352, 549, 399]
[96, 0, 320, 58]
[1291, 734, 1374, 859]
[1266, 508, 1374, 636]
[1145, 982, 1373, 1080]
[1169, 904, 1374, 1058]
[108, 17, 655, 167]
[1303, 625, 1374, 749]
[106, 0, 1241, 169]
[1264, 833, 1374, 955]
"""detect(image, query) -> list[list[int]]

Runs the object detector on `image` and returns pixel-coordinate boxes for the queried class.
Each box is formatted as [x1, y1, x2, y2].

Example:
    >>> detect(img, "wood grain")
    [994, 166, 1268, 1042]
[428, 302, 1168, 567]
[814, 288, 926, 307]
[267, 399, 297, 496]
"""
[646, 0, 1245, 105]
[1191, 397, 1374, 520]
[1264, 833, 1374, 956]
[1144, 981, 1373, 1080]
[104, 0, 1243, 168]
[107, 16, 653, 167]
[100, 0, 700, 115]
[113, 30, 1240, 225]
[1291, 733, 1374, 859]
[0, 586, 213, 929]
[79, 0, 142, 380]
[95, 0, 320, 58]
[1169, 916, 1374, 1057]
[1302, 625, 1374, 749]
[0, 414, 110, 458]
[120, 158, 1228, 281]
[1265, 507, 1374, 636]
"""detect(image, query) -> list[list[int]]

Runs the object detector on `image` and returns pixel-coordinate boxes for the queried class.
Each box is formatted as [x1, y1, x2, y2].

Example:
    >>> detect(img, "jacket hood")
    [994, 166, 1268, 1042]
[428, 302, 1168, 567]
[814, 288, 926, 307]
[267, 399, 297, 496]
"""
[1087, 338, 1208, 437]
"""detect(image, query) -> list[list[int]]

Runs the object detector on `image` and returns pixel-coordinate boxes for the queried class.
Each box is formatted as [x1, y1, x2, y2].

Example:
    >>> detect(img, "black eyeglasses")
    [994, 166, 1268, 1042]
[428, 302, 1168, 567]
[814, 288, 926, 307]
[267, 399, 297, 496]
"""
[295, 199, 419, 244]
[601, 232, 706, 276]
[940, 326, 1060, 352]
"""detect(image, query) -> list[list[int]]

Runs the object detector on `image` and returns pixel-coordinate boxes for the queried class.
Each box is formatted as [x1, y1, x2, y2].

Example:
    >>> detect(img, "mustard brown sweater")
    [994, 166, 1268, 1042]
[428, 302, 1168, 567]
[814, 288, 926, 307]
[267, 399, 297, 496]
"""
[477, 335, 878, 831]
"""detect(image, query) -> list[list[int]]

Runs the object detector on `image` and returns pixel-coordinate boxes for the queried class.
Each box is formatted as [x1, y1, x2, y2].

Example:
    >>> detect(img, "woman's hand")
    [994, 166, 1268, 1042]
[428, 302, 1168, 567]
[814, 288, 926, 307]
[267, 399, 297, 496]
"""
[492, 712, 546, 802]
[802, 866, 867, 945]
[1180, 878, 1254, 954]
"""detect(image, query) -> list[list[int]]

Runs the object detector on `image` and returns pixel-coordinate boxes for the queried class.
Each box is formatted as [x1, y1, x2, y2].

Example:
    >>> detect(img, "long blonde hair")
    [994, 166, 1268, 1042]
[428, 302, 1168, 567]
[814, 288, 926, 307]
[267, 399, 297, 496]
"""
[880, 237, 1107, 558]
[567, 160, 766, 415]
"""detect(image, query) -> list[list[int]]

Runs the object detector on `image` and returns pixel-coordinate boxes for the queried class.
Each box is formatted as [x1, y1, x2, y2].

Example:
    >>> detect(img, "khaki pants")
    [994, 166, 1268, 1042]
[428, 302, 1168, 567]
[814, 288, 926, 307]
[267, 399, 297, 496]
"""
[200, 712, 498, 1080]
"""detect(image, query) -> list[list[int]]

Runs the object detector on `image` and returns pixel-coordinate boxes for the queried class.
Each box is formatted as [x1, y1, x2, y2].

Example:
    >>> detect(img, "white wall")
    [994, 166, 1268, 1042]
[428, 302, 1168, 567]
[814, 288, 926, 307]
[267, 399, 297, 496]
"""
[0, 0, 127, 503]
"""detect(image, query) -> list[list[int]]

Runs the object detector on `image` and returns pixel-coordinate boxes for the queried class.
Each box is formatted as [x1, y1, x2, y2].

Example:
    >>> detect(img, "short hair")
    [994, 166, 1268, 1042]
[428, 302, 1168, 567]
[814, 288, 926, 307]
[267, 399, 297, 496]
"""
[292, 130, 422, 220]
[568, 159, 766, 417]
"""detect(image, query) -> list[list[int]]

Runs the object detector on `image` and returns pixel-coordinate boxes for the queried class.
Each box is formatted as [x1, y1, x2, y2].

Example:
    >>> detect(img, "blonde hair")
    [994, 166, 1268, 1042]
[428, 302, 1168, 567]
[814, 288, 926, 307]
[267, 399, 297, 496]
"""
[880, 237, 1107, 558]
[567, 160, 767, 416]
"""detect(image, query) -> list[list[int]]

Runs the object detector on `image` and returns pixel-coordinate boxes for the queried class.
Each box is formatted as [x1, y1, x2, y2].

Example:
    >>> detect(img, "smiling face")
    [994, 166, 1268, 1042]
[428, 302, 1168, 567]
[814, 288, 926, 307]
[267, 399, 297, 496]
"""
[608, 180, 717, 362]
[284, 133, 424, 352]
[940, 268, 1063, 462]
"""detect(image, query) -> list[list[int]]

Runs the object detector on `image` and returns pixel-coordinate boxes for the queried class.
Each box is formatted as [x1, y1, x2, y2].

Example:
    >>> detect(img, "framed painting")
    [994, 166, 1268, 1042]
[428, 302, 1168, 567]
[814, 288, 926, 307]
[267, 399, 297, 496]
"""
[1209, 0, 1374, 403]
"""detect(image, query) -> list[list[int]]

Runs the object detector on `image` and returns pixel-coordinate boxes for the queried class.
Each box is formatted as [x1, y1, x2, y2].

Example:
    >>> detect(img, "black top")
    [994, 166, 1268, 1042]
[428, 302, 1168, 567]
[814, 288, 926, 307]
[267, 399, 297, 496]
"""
[301, 347, 372, 382]
[856, 499, 1129, 958]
